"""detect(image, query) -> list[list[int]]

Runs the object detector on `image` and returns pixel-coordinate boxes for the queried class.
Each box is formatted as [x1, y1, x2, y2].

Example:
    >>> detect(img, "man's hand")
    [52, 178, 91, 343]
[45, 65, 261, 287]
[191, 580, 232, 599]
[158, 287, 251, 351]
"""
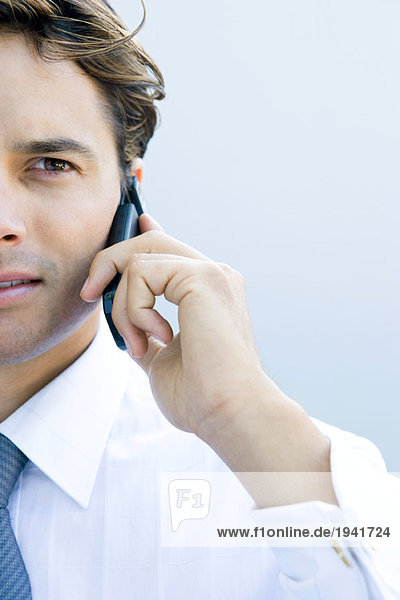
[80, 213, 338, 508]
[80, 213, 266, 437]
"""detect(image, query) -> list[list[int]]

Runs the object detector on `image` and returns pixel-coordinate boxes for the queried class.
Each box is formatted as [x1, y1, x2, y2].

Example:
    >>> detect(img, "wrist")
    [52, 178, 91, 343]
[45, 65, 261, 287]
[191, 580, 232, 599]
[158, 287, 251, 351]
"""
[196, 374, 339, 508]
[196, 371, 300, 456]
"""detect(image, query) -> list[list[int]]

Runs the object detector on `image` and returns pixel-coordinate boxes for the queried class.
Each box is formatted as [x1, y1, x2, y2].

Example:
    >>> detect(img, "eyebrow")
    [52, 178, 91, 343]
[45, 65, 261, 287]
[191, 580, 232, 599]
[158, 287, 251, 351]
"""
[12, 137, 99, 164]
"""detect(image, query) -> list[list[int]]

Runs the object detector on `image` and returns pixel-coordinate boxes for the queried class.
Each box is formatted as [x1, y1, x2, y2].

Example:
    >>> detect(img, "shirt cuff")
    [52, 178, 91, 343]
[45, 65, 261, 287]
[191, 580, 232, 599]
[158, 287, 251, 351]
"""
[247, 418, 399, 599]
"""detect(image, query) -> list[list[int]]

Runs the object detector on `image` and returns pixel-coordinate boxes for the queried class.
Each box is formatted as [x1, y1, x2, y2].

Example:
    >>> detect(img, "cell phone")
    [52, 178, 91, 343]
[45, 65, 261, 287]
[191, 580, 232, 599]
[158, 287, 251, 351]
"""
[102, 175, 146, 351]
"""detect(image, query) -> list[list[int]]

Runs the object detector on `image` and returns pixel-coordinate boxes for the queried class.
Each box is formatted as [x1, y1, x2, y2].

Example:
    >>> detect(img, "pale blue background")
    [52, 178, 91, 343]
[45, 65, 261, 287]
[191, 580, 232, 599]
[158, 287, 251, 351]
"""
[112, 0, 400, 470]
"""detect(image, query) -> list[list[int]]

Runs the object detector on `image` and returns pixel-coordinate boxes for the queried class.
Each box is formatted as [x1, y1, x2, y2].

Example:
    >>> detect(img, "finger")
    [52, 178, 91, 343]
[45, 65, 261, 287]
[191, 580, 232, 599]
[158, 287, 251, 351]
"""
[109, 266, 148, 351]
[80, 231, 211, 302]
[134, 333, 166, 373]
[125, 261, 174, 348]
[139, 212, 164, 233]
[110, 265, 167, 360]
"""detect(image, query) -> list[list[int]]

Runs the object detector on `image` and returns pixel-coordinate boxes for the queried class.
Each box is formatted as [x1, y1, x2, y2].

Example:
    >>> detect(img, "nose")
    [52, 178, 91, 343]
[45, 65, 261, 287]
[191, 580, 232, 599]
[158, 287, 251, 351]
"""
[0, 202, 27, 247]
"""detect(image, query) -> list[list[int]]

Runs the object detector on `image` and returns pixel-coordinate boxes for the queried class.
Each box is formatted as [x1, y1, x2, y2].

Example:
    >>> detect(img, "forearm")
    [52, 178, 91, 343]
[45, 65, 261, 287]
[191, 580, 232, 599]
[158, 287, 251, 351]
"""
[198, 373, 339, 508]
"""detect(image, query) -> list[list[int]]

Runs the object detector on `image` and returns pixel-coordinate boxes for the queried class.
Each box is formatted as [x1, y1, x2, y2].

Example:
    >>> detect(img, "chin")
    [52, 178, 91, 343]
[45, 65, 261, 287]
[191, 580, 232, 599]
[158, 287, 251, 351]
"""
[0, 299, 100, 365]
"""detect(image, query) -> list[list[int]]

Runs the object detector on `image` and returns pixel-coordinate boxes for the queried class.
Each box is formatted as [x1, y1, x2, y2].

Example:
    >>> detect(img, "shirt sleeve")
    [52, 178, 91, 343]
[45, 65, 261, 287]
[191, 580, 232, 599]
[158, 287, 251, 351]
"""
[248, 417, 400, 599]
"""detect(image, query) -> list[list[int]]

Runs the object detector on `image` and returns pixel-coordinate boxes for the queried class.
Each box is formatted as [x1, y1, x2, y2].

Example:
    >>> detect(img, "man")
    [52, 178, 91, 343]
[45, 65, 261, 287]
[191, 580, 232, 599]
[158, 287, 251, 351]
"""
[0, 1, 398, 598]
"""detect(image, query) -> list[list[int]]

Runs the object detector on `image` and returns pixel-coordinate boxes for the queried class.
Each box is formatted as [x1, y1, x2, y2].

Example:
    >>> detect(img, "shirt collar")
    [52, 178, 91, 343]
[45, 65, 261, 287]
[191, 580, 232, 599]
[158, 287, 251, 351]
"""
[0, 310, 132, 509]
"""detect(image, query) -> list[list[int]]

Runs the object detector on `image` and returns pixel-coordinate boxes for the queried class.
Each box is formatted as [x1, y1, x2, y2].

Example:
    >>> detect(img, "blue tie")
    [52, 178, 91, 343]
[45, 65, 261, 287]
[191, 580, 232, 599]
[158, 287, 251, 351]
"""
[0, 433, 32, 599]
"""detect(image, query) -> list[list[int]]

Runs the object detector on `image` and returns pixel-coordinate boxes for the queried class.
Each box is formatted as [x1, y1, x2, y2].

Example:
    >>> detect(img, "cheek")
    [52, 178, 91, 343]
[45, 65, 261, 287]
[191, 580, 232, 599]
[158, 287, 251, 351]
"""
[36, 198, 117, 260]
[31, 189, 120, 297]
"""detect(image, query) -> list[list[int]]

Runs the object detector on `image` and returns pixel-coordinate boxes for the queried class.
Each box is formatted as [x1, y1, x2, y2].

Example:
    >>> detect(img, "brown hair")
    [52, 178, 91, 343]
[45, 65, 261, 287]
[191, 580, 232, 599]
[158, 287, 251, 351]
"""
[0, 0, 165, 194]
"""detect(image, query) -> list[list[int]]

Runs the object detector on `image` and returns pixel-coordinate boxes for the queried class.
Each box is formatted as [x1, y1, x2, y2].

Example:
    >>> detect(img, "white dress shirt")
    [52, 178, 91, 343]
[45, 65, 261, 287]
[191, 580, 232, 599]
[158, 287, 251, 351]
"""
[0, 311, 399, 599]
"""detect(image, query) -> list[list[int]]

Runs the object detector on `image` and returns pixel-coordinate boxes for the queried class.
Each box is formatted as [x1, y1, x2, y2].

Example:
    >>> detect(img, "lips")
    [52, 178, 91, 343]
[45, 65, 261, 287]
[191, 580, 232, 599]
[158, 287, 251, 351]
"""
[0, 272, 42, 283]
[0, 279, 40, 288]
[0, 279, 42, 307]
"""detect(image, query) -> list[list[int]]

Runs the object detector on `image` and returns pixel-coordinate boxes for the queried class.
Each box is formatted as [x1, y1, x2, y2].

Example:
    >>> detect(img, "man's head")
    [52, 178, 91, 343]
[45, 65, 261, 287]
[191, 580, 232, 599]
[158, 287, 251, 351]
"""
[0, 0, 164, 365]
[0, 0, 165, 195]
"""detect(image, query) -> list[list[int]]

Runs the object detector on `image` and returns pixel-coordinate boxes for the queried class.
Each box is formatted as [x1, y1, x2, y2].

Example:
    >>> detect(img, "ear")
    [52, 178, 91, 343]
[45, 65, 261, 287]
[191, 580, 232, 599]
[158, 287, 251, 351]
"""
[130, 157, 144, 185]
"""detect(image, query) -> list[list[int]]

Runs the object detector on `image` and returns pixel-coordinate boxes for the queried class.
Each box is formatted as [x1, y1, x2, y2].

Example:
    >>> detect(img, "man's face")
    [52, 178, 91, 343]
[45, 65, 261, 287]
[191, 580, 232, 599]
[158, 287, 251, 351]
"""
[0, 33, 121, 364]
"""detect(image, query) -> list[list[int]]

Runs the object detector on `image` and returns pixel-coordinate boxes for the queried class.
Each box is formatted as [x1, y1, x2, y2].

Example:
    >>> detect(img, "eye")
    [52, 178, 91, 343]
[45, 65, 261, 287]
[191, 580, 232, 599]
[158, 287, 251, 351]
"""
[28, 157, 76, 176]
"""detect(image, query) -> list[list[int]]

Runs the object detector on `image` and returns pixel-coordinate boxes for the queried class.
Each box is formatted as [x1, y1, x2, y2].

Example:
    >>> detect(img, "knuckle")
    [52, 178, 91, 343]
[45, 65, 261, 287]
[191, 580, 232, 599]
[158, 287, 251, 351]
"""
[218, 262, 234, 275]
[221, 263, 244, 282]
[202, 262, 245, 299]
[199, 261, 222, 279]
[195, 262, 231, 293]
[218, 262, 243, 280]
[127, 254, 137, 270]
[127, 253, 143, 274]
